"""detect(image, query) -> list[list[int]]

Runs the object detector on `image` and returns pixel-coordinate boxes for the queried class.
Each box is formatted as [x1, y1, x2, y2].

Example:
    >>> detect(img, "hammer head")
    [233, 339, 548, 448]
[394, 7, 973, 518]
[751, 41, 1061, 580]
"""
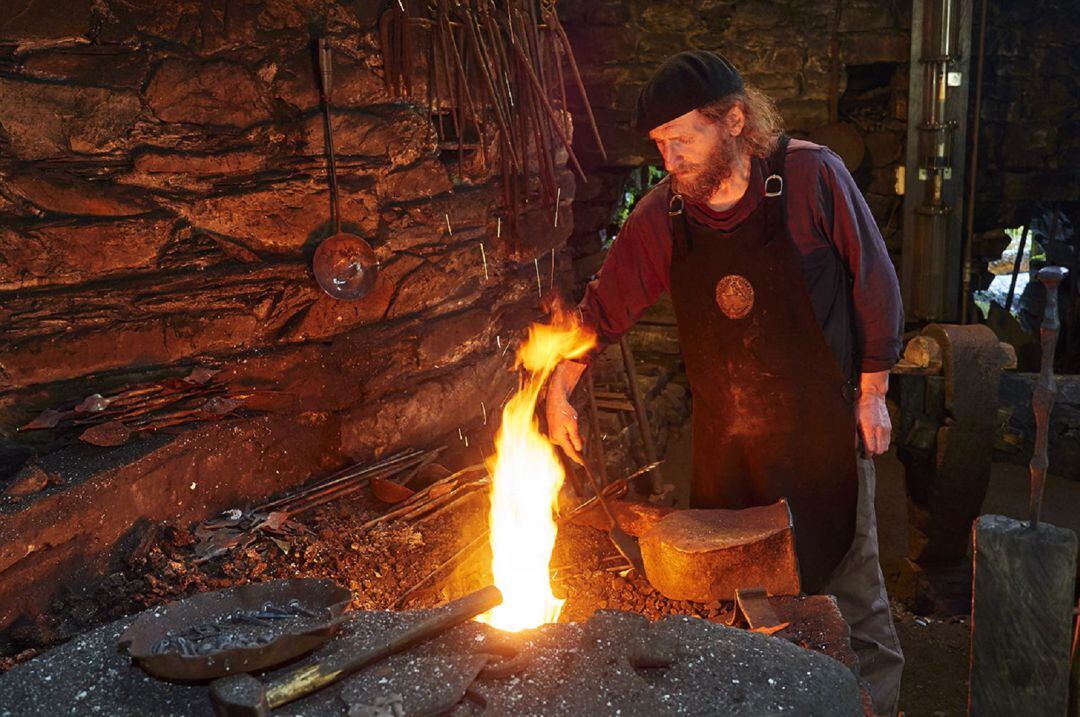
[210, 673, 269, 717]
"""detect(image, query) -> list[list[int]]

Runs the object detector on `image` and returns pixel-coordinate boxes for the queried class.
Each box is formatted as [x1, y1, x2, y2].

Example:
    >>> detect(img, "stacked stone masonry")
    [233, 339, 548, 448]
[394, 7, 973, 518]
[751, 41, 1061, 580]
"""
[0, 0, 573, 630]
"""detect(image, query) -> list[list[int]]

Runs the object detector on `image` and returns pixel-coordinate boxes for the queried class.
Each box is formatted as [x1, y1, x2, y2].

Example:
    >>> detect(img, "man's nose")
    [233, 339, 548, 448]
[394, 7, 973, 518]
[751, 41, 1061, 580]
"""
[658, 148, 675, 171]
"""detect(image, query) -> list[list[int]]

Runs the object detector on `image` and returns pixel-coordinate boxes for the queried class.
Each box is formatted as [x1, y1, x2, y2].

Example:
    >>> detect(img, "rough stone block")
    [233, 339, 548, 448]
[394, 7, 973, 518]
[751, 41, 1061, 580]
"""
[841, 31, 910, 64]
[3, 171, 153, 217]
[272, 45, 389, 111]
[970, 514, 1078, 717]
[19, 48, 151, 90]
[174, 178, 380, 253]
[298, 107, 438, 166]
[0, 218, 176, 291]
[146, 59, 271, 127]
[0, 78, 141, 160]
[120, 149, 269, 192]
[640, 501, 801, 602]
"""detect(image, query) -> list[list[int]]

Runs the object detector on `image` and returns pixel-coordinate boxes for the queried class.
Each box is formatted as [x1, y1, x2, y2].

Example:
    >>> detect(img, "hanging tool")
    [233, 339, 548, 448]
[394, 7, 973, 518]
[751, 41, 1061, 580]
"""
[311, 37, 381, 301]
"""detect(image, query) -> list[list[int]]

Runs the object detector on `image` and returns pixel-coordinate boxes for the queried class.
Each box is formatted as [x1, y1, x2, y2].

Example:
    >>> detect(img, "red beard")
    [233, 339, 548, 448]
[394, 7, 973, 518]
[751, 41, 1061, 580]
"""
[670, 133, 740, 204]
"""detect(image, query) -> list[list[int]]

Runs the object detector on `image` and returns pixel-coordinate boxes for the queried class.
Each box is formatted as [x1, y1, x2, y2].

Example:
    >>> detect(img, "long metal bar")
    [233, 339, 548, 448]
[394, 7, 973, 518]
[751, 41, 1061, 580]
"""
[960, 0, 989, 323]
[254, 450, 428, 513]
[618, 336, 664, 496]
[1004, 223, 1029, 313]
[262, 586, 502, 710]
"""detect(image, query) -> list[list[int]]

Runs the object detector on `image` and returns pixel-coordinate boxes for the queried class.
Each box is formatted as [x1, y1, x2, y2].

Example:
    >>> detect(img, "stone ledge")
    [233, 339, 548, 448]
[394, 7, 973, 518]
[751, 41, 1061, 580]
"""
[0, 413, 343, 632]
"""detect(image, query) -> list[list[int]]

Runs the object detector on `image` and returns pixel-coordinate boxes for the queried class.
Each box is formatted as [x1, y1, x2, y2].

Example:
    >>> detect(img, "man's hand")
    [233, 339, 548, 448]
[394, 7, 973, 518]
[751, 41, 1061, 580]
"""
[545, 361, 587, 465]
[856, 370, 891, 457]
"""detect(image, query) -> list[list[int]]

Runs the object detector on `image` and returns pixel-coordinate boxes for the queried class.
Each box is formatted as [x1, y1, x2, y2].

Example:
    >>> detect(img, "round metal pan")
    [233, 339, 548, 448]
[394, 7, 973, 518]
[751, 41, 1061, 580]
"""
[117, 578, 351, 681]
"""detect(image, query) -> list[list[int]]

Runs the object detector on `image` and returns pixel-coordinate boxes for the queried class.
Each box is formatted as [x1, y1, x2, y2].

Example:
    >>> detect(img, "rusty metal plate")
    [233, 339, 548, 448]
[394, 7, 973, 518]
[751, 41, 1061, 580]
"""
[117, 578, 350, 681]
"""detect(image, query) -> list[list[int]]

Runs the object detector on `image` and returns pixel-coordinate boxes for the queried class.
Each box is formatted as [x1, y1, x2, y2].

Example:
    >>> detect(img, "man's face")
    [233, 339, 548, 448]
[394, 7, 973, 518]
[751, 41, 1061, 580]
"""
[649, 109, 738, 203]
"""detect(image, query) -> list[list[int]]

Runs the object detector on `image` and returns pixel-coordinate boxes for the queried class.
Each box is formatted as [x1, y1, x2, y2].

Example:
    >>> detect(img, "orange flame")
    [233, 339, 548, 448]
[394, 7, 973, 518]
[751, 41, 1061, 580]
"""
[481, 309, 595, 631]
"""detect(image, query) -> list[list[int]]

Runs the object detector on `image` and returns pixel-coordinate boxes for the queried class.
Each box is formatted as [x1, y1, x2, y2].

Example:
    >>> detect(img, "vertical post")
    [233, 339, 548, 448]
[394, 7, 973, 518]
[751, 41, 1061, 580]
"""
[969, 267, 1075, 717]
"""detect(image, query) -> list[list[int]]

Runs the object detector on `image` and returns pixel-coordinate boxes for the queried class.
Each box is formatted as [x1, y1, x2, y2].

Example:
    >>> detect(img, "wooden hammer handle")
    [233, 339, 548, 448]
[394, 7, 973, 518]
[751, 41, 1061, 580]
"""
[264, 585, 501, 709]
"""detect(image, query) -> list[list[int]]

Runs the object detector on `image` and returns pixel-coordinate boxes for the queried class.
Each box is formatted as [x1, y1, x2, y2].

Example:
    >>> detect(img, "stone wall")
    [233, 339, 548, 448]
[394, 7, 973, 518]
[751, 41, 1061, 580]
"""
[0, 0, 571, 630]
[557, 0, 912, 281]
[972, 0, 1080, 231]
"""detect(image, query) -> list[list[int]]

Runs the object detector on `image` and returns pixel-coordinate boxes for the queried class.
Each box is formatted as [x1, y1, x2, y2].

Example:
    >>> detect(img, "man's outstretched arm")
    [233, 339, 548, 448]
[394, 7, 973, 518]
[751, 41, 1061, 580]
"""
[547, 199, 672, 461]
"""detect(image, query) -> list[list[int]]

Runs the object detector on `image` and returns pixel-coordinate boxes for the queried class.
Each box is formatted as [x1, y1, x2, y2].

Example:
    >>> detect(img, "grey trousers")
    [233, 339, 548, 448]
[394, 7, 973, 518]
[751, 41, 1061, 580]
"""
[820, 457, 905, 717]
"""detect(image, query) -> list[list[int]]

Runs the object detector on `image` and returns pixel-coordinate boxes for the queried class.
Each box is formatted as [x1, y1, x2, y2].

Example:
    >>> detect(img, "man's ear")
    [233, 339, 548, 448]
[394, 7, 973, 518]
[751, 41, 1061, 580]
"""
[726, 105, 746, 138]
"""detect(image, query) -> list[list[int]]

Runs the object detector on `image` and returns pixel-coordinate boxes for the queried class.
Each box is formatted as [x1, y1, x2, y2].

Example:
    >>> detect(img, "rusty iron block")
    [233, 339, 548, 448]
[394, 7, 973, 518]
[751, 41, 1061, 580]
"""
[640, 500, 800, 602]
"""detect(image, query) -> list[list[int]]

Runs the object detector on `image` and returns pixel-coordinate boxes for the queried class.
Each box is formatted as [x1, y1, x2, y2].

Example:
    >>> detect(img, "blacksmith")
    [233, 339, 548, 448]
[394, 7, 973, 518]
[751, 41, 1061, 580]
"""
[546, 50, 905, 715]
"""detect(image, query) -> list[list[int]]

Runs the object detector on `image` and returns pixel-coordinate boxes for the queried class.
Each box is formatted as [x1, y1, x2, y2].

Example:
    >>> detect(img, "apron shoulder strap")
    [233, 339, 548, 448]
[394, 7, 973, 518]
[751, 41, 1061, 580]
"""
[764, 134, 791, 228]
[666, 180, 692, 257]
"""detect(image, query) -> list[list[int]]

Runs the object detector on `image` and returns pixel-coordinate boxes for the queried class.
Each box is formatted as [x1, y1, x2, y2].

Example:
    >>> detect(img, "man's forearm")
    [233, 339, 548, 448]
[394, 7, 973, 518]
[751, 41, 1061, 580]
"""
[550, 360, 587, 402]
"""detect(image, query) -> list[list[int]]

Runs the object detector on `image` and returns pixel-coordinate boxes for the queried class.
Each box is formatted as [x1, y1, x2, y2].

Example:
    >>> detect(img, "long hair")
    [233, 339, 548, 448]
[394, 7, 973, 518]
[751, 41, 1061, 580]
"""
[698, 86, 783, 159]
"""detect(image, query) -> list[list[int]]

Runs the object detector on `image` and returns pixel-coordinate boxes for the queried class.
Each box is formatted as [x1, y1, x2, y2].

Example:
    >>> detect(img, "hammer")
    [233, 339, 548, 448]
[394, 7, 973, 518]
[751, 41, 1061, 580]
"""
[210, 585, 501, 716]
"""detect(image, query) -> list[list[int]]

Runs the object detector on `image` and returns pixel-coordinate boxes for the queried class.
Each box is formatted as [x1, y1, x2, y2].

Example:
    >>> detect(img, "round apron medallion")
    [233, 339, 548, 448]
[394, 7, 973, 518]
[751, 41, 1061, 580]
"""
[715, 274, 755, 319]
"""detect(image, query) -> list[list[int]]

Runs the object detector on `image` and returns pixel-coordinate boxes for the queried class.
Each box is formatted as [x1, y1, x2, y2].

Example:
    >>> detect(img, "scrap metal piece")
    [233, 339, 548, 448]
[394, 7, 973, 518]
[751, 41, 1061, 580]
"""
[216, 587, 501, 716]
[640, 500, 800, 602]
[731, 588, 783, 630]
[118, 579, 351, 681]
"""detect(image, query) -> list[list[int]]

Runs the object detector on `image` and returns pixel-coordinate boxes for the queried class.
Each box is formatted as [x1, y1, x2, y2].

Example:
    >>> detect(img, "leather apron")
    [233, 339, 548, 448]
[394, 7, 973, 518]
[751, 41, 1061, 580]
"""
[666, 136, 858, 592]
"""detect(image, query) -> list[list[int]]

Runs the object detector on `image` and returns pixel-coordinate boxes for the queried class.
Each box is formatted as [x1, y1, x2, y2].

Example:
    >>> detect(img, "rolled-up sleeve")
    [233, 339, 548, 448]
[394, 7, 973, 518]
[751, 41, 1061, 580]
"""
[817, 151, 904, 372]
[577, 198, 672, 364]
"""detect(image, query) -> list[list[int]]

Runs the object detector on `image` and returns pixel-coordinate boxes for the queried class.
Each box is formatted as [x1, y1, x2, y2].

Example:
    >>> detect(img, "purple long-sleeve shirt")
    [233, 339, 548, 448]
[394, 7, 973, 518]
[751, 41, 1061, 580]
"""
[578, 139, 903, 377]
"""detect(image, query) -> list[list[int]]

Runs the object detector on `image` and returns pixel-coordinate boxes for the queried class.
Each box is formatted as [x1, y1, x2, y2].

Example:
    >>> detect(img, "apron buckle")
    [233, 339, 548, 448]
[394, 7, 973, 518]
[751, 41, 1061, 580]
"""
[668, 192, 685, 217]
[764, 174, 784, 197]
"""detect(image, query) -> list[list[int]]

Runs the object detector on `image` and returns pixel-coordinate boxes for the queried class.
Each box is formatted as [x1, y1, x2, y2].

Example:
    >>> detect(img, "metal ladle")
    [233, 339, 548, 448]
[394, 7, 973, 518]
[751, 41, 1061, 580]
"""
[312, 37, 380, 301]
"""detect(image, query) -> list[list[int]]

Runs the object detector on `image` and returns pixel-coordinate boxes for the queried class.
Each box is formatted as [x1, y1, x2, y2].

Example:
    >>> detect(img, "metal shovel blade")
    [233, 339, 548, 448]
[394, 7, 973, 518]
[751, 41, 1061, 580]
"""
[579, 462, 644, 573]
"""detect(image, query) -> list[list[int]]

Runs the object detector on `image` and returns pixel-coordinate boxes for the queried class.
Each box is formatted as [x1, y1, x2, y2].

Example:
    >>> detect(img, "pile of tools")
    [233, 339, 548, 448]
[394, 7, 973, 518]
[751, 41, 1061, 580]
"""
[17, 366, 258, 447]
[379, 0, 605, 232]
[191, 447, 461, 563]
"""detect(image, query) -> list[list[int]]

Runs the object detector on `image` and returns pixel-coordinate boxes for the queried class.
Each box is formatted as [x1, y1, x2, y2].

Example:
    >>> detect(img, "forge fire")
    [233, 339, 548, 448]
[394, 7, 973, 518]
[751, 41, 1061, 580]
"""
[2, 0, 1080, 716]
[482, 310, 595, 631]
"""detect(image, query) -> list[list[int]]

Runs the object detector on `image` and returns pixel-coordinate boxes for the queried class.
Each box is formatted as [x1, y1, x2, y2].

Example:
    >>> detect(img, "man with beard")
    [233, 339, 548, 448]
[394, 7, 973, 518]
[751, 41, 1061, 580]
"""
[545, 51, 905, 715]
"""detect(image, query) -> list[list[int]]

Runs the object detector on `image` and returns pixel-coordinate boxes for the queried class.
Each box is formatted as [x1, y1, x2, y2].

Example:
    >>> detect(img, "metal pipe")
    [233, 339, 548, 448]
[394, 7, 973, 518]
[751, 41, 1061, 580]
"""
[960, 0, 989, 323]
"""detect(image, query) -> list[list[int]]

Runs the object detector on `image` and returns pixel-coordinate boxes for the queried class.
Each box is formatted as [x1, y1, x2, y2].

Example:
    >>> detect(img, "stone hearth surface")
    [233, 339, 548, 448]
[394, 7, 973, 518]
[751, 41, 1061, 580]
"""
[0, 604, 861, 717]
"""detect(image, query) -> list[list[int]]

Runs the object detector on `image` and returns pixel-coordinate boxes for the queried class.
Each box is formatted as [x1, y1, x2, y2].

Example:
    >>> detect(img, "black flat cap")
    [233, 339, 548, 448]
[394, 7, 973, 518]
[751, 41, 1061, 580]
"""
[632, 50, 744, 135]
